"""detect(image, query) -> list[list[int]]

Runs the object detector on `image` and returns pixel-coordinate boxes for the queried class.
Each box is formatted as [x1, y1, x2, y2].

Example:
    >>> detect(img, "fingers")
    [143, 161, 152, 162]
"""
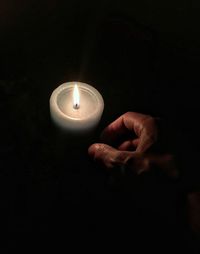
[136, 127, 157, 153]
[88, 143, 150, 174]
[118, 138, 139, 151]
[101, 112, 147, 143]
[88, 143, 132, 169]
[89, 144, 179, 178]
[101, 112, 158, 153]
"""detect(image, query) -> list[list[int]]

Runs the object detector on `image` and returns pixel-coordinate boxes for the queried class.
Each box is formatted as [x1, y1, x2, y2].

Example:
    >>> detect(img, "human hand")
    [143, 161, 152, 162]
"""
[88, 112, 178, 177]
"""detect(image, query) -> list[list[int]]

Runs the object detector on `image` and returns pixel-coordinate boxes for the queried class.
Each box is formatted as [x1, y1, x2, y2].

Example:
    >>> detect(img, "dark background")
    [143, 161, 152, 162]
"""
[0, 0, 200, 251]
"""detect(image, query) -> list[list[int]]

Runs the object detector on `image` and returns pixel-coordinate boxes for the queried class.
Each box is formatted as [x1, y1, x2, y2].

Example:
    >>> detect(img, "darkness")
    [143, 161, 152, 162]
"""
[0, 0, 200, 251]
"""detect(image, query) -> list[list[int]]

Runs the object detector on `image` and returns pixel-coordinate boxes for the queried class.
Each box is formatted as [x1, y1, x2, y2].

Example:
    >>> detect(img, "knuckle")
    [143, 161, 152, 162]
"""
[124, 111, 135, 119]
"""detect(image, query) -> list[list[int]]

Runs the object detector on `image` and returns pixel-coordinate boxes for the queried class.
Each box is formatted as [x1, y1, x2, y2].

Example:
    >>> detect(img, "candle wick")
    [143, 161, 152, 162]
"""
[73, 103, 80, 110]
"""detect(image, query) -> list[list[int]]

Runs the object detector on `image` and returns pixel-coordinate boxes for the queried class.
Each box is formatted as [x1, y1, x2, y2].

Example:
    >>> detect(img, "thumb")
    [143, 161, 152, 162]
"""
[88, 143, 150, 174]
[88, 143, 133, 170]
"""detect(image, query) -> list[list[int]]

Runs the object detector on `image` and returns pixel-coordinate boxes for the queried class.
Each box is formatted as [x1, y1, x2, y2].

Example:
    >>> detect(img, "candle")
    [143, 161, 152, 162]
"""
[50, 81, 104, 132]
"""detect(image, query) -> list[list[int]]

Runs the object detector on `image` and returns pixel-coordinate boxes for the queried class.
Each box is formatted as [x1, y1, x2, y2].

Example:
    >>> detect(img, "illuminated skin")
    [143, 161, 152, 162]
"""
[88, 111, 200, 237]
[88, 112, 178, 177]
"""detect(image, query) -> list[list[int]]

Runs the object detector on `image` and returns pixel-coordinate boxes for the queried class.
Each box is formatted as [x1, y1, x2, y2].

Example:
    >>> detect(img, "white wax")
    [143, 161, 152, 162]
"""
[50, 82, 104, 132]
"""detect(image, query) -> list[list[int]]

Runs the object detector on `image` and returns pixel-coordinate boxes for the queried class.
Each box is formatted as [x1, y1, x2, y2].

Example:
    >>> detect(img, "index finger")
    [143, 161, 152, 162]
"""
[101, 112, 149, 143]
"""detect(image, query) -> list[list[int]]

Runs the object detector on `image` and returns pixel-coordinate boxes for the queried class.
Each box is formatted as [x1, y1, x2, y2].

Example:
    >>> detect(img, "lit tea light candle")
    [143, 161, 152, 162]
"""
[50, 81, 104, 132]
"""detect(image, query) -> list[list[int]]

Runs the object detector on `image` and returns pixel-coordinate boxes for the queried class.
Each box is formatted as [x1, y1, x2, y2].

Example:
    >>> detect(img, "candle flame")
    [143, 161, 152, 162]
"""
[73, 83, 80, 109]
